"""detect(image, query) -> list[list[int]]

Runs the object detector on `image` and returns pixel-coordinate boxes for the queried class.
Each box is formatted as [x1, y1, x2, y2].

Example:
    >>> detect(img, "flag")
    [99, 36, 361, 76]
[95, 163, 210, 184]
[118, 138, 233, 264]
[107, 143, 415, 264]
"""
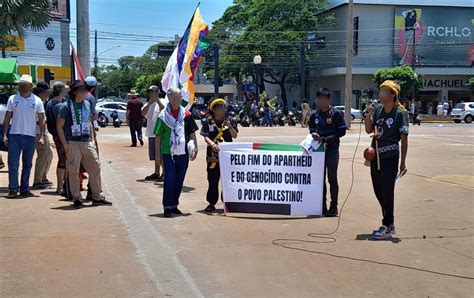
[70, 43, 85, 82]
[161, 7, 210, 109]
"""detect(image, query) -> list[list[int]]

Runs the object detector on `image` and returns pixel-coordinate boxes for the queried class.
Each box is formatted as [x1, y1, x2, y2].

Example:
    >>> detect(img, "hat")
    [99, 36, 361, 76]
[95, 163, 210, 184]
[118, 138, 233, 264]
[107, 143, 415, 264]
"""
[147, 85, 160, 93]
[380, 80, 400, 96]
[209, 98, 226, 110]
[69, 80, 86, 94]
[84, 76, 97, 87]
[17, 74, 34, 86]
[128, 89, 139, 97]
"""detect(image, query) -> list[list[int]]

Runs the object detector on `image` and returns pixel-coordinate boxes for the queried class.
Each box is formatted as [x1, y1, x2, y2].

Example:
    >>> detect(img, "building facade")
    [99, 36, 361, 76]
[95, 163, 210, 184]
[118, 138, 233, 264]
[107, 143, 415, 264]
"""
[4, 0, 71, 82]
[309, 0, 473, 109]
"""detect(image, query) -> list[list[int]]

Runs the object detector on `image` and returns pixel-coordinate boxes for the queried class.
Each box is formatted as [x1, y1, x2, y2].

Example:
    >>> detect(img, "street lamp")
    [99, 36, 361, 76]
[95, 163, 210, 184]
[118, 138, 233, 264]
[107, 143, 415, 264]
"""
[253, 55, 262, 99]
[98, 45, 121, 57]
[94, 45, 121, 77]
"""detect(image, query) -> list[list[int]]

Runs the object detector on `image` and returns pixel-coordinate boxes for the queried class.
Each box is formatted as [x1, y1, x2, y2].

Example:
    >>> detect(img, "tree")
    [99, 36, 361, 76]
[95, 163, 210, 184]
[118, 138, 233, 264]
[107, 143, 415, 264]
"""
[96, 43, 168, 98]
[373, 66, 423, 100]
[0, 0, 53, 57]
[468, 77, 474, 95]
[208, 0, 334, 107]
[135, 74, 163, 97]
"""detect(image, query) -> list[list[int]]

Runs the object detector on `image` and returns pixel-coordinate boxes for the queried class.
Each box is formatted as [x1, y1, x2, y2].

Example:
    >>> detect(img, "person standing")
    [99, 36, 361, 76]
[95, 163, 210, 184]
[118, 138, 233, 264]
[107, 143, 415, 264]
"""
[201, 98, 238, 212]
[154, 88, 198, 218]
[365, 80, 408, 240]
[250, 100, 258, 127]
[127, 89, 144, 147]
[84, 76, 98, 123]
[3, 75, 46, 198]
[309, 88, 346, 217]
[56, 80, 112, 208]
[46, 81, 69, 194]
[32, 81, 53, 189]
[0, 95, 7, 169]
[260, 100, 273, 127]
[141, 85, 164, 181]
[301, 99, 311, 128]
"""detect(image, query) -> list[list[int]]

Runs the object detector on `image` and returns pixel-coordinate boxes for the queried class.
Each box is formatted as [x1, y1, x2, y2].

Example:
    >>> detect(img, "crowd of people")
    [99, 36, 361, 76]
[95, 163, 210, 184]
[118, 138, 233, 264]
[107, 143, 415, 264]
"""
[1, 76, 409, 239]
[2, 74, 112, 208]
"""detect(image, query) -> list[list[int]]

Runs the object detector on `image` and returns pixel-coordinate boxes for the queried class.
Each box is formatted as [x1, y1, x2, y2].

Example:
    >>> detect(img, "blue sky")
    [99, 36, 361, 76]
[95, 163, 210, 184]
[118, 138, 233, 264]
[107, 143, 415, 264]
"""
[70, 0, 233, 65]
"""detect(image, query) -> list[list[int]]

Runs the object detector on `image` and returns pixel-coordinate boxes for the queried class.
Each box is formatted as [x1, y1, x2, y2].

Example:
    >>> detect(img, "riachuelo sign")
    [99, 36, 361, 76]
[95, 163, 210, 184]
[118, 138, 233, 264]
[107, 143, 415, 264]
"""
[219, 142, 325, 216]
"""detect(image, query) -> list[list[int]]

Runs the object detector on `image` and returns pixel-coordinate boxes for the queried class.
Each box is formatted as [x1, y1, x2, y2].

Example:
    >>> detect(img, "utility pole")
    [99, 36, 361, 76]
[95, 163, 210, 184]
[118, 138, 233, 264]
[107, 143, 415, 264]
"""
[300, 43, 306, 101]
[411, 26, 417, 101]
[77, 0, 91, 76]
[344, 0, 354, 128]
[213, 43, 219, 98]
[93, 30, 98, 77]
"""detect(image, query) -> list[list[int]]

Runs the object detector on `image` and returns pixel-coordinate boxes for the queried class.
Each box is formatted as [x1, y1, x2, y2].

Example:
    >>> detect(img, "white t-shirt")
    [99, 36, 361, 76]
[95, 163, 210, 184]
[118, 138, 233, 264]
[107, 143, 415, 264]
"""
[145, 101, 161, 138]
[7, 93, 45, 137]
[0, 104, 7, 123]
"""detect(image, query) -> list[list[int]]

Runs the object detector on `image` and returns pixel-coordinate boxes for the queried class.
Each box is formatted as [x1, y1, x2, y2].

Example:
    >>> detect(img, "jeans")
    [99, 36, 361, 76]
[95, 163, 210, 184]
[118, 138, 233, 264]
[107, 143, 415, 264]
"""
[129, 121, 143, 145]
[7, 134, 37, 193]
[261, 113, 273, 127]
[323, 149, 339, 211]
[162, 154, 189, 210]
[370, 157, 398, 226]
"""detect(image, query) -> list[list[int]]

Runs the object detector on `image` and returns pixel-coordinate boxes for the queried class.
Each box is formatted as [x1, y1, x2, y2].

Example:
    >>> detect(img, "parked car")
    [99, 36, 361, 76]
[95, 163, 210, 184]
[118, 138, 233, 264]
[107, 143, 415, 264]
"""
[334, 106, 363, 120]
[451, 102, 474, 124]
[96, 102, 128, 126]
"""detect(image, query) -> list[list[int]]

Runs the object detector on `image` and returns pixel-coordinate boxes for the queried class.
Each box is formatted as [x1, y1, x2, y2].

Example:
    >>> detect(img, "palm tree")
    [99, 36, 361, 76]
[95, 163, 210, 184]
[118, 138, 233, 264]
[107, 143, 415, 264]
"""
[0, 0, 54, 57]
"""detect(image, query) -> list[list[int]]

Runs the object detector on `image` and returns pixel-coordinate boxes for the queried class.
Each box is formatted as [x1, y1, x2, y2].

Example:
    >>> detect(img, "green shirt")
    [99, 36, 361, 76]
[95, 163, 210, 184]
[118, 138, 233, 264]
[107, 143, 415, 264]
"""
[154, 119, 172, 154]
[153, 113, 199, 155]
[371, 104, 409, 159]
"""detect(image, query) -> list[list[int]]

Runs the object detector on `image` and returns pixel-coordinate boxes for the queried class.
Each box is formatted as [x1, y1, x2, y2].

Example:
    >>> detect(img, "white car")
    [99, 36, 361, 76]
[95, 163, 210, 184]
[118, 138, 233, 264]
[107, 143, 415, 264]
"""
[451, 102, 474, 124]
[334, 106, 363, 120]
[95, 102, 128, 125]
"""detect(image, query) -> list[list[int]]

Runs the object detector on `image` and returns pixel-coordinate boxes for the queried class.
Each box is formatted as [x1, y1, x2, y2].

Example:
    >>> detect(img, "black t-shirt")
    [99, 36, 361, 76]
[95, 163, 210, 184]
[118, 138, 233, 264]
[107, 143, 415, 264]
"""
[200, 117, 238, 157]
[308, 107, 346, 150]
[371, 104, 409, 159]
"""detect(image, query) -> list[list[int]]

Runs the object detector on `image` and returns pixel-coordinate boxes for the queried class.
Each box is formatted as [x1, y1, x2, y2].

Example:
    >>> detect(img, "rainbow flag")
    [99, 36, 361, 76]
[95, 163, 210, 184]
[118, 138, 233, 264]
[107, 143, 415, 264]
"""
[161, 7, 210, 109]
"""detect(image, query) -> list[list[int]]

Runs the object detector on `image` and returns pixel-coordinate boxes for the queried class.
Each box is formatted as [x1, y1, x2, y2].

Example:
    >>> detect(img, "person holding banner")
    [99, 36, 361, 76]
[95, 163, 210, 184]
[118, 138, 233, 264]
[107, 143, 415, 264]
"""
[309, 88, 346, 217]
[200, 98, 238, 212]
[154, 88, 198, 218]
[365, 80, 408, 240]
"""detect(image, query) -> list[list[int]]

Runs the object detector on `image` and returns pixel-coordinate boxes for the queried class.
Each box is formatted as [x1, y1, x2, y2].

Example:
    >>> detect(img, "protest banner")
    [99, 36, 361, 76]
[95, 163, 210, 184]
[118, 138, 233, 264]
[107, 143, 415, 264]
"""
[219, 142, 325, 216]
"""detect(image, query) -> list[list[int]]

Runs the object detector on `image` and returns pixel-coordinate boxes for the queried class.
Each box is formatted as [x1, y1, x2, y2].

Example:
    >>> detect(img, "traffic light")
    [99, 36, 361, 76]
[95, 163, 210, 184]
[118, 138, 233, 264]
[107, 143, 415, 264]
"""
[368, 88, 374, 99]
[218, 77, 224, 87]
[44, 68, 55, 85]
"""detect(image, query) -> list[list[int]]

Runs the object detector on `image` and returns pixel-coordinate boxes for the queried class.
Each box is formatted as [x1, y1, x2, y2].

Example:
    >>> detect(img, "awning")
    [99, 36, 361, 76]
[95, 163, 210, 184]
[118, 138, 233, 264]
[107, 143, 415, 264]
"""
[0, 58, 20, 84]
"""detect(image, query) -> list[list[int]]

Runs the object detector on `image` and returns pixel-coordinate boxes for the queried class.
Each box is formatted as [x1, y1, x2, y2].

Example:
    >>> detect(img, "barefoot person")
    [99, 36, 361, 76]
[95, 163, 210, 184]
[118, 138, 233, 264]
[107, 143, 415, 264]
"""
[154, 88, 198, 218]
[201, 98, 238, 212]
[365, 80, 408, 240]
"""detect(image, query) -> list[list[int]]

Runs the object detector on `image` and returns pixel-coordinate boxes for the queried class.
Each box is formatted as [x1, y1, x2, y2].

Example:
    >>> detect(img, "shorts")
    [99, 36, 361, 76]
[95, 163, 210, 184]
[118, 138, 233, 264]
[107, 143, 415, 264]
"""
[53, 137, 67, 169]
[148, 137, 161, 161]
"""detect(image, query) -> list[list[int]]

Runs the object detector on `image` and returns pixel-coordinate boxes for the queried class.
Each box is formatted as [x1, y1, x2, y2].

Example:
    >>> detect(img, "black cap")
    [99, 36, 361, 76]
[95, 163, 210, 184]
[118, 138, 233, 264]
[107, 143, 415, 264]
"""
[33, 81, 50, 96]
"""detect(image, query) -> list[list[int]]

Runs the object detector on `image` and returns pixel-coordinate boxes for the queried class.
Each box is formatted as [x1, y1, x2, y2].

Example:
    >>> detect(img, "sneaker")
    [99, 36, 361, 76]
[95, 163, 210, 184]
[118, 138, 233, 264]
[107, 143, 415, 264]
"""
[6, 191, 17, 199]
[171, 207, 183, 215]
[145, 173, 159, 181]
[73, 199, 83, 208]
[32, 182, 48, 189]
[326, 206, 338, 217]
[130, 144, 137, 147]
[42, 179, 53, 186]
[388, 224, 396, 235]
[139, 139, 144, 146]
[372, 225, 393, 240]
[204, 204, 216, 212]
[157, 175, 164, 183]
[164, 209, 172, 218]
[92, 199, 113, 206]
[19, 190, 36, 198]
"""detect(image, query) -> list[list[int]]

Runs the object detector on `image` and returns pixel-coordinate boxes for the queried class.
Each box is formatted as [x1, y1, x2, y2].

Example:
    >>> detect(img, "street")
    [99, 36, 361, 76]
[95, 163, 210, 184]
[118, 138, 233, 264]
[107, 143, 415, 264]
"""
[1, 123, 473, 297]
